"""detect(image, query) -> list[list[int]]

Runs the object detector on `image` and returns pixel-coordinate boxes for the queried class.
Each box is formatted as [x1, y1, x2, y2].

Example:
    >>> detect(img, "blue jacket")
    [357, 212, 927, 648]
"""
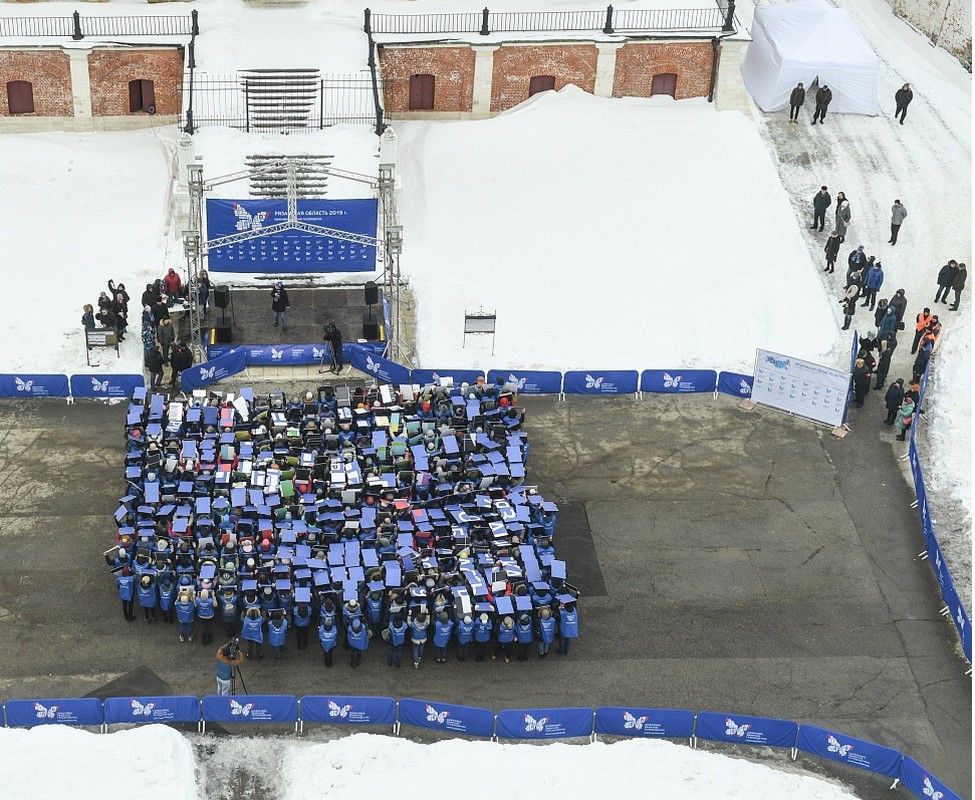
[865, 266, 885, 290]
[409, 617, 429, 644]
[455, 618, 474, 644]
[116, 574, 135, 602]
[268, 617, 288, 647]
[137, 581, 158, 608]
[496, 623, 515, 644]
[473, 618, 493, 642]
[292, 604, 313, 628]
[365, 594, 384, 624]
[219, 593, 239, 623]
[538, 616, 556, 644]
[196, 594, 215, 619]
[388, 620, 407, 646]
[877, 308, 898, 340]
[433, 618, 454, 647]
[240, 613, 264, 643]
[158, 580, 177, 611]
[175, 598, 195, 623]
[515, 619, 534, 644]
[347, 623, 369, 651]
[559, 608, 579, 638]
[319, 622, 338, 652]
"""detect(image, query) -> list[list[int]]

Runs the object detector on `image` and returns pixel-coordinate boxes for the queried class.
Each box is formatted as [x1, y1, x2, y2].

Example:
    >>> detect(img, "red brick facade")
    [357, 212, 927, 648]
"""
[0, 50, 72, 116]
[491, 44, 597, 112]
[379, 46, 476, 113]
[88, 48, 184, 116]
[612, 41, 713, 100]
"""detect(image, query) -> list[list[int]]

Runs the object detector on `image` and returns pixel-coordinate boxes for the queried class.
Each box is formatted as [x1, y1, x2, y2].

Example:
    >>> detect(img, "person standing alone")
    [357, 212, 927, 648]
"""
[894, 83, 913, 124]
[889, 200, 907, 244]
[812, 186, 831, 232]
[812, 84, 832, 124]
[789, 82, 805, 122]
[271, 281, 290, 332]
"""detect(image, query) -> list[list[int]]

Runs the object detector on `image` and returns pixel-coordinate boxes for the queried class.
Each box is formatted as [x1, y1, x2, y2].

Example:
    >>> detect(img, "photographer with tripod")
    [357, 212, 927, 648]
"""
[322, 323, 343, 374]
[215, 638, 245, 696]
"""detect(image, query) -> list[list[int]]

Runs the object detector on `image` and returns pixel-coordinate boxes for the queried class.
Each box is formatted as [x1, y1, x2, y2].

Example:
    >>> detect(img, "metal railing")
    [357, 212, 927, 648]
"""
[0, 10, 197, 39]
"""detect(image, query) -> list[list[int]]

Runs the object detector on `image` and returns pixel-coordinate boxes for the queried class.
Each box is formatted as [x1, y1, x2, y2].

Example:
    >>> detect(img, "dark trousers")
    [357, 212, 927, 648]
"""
[950, 289, 963, 309]
[387, 643, 402, 667]
[121, 599, 134, 620]
[895, 104, 908, 123]
[456, 641, 469, 662]
[935, 284, 951, 303]
[475, 640, 488, 661]
[911, 329, 926, 354]
[295, 625, 309, 650]
[789, 104, 801, 120]
[813, 210, 826, 230]
[825, 259, 835, 273]
[143, 605, 157, 622]
[812, 105, 828, 123]
[350, 648, 362, 667]
[885, 408, 898, 425]
[890, 224, 901, 244]
[322, 648, 334, 668]
[862, 288, 878, 309]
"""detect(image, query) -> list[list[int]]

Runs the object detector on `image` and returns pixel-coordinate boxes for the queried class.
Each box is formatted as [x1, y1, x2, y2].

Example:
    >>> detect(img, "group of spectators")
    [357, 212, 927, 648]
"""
[138, 269, 204, 390]
[82, 279, 131, 343]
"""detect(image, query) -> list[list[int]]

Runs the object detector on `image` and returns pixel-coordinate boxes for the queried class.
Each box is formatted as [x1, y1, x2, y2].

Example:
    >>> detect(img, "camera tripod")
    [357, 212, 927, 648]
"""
[231, 662, 248, 695]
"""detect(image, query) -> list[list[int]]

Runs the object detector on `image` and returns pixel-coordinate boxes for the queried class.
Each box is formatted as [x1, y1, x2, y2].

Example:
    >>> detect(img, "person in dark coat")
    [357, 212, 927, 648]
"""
[96, 306, 117, 332]
[894, 83, 913, 124]
[846, 245, 866, 286]
[912, 340, 933, 383]
[812, 84, 832, 124]
[197, 270, 212, 319]
[109, 280, 130, 316]
[888, 288, 908, 324]
[852, 358, 872, 408]
[789, 82, 806, 122]
[812, 186, 831, 231]
[861, 261, 885, 310]
[156, 317, 176, 365]
[911, 308, 934, 354]
[889, 200, 908, 244]
[840, 294, 857, 331]
[833, 192, 850, 242]
[883, 379, 904, 425]
[170, 340, 193, 388]
[877, 305, 898, 341]
[949, 263, 967, 311]
[874, 333, 897, 390]
[326, 323, 344, 372]
[81, 304, 96, 331]
[935, 260, 958, 304]
[271, 281, 290, 332]
[140, 283, 159, 310]
[824, 231, 841, 272]
[145, 346, 164, 390]
[873, 298, 889, 328]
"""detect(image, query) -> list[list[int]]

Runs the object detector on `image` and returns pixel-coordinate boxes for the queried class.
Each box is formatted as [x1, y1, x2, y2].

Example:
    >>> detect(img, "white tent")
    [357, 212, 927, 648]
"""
[741, 0, 880, 115]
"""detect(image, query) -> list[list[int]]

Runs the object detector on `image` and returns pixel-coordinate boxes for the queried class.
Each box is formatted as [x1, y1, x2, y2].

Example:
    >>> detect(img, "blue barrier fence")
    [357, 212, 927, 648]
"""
[0, 695, 962, 797]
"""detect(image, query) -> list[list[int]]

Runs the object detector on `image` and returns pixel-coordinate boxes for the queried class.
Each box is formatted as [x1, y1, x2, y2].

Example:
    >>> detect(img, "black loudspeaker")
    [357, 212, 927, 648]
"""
[364, 281, 379, 306]
[214, 323, 233, 344]
[362, 320, 380, 341]
[213, 286, 231, 310]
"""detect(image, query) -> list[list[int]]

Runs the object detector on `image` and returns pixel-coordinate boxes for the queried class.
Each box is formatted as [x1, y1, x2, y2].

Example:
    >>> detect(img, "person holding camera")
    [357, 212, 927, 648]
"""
[324, 323, 343, 372]
[215, 639, 244, 695]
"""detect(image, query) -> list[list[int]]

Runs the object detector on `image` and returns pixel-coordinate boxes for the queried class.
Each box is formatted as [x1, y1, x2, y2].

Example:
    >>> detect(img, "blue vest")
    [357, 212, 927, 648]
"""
[409, 618, 429, 643]
[158, 581, 176, 611]
[347, 624, 369, 651]
[473, 619, 493, 642]
[497, 624, 515, 644]
[196, 595, 215, 619]
[175, 599, 195, 623]
[319, 623, 338, 651]
[292, 604, 313, 628]
[240, 614, 264, 643]
[365, 594, 384, 623]
[559, 608, 579, 638]
[268, 618, 288, 647]
[455, 619, 474, 644]
[220, 594, 239, 622]
[137, 582, 157, 608]
[539, 616, 556, 643]
[389, 621, 407, 646]
[116, 574, 135, 602]
[433, 619, 454, 647]
[515, 621, 533, 643]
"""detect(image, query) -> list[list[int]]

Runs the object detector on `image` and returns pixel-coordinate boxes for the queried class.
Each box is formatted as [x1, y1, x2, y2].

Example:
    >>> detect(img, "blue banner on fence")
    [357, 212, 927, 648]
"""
[206, 199, 378, 273]
[899, 756, 963, 800]
[181, 348, 247, 392]
[0, 373, 70, 398]
[5, 698, 103, 727]
[411, 369, 486, 388]
[495, 707, 592, 740]
[202, 694, 297, 724]
[70, 374, 144, 399]
[717, 371, 753, 398]
[486, 370, 562, 395]
[562, 370, 638, 395]
[399, 698, 494, 737]
[641, 369, 717, 394]
[348, 345, 410, 385]
[695, 711, 798, 748]
[796, 724, 901, 777]
[300, 695, 395, 726]
[104, 696, 200, 725]
[594, 707, 694, 739]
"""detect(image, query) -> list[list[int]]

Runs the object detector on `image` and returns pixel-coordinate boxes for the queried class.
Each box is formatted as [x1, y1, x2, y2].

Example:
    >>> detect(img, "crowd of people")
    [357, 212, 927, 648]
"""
[106, 378, 580, 680]
[82, 279, 131, 344]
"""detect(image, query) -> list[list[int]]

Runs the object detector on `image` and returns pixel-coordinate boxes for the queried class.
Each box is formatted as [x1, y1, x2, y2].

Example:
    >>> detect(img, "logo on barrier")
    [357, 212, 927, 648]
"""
[230, 699, 254, 717]
[725, 718, 751, 737]
[425, 704, 450, 725]
[34, 702, 58, 719]
[584, 374, 604, 389]
[739, 379, 751, 395]
[923, 775, 944, 800]
[957, 606, 966, 632]
[234, 204, 268, 232]
[765, 356, 791, 370]
[623, 711, 648, 731]
[663, 373, 682, 389]
[366, 356, 381, 375]
[91, 377, 110, 392]
[328, 701, 352, 718]
[524, 713, 549, 732]
[313, 347, 326, 359]
[15, 377, 33, 392]
[507, 374, 528, 391]
[271, 348, 283, 361]
[827, 734, 853, 757]
[199, 366, 216, 381]
[130, 699, 156, 717]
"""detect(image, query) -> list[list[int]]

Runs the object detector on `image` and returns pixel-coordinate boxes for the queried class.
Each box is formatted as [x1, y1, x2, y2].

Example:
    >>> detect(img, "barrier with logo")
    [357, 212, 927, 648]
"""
[716, 370, 753, 398]
[640, 369, 717, 394]
[347, 344, 411, 385]
[5, 698, 103, 728]
[694, 711, 798, 749]
[201, 694, 298, 729]
[398, 698, 494, 737]
[411, 368, 486, 387]
[495, 707, 593, 740]
[0, 373, 71, 398]
[104, 696, 201, 727]
[180, 348, 248, 391]
[69, 373, 144, 399]
[485, 369, 562, 395]
[299, 695, 396, 730]
[796, 724, 902, 779]
[562, 370, 639, 396]
[594, 706, 694, 739]
[898, 757, 962, 800]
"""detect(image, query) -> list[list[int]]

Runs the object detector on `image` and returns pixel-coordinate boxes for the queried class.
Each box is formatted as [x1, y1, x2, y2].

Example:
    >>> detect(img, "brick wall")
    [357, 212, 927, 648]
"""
[88, 47, 184, 116]
[0, 50, 72, 116]
[613, 41, 714, 100]
[491, 44, 597, 112]
[379, 46, 476, 113]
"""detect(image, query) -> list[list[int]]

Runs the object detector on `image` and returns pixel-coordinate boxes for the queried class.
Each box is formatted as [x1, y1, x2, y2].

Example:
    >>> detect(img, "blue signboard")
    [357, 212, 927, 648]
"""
[594, 707, 694, 739]
[899, 757, 963, 800]
[207, 343, 336, 366]
[70, 373, 144, 399]
[104, 696, 200, 726]
[201, 694, 298, 724]
[0, 373, 70, 398]
[495, 707, 592, 740]
[716, 371, 753, 398]
[5, 698, 103, 727]
[206, 199, 378, 273]
[399, 698, 494, 738]
[181, 348, 247, 391]
[300, 695, 396, 726]
[486, 370, 562, 395]
[695, 711, 798, 748]
[562, 370, 639, 395]
[640, 369, 717, 394]
[796, 724, 901, 777]
[348, 345, 410, 385]
[411, 369, 486, 388]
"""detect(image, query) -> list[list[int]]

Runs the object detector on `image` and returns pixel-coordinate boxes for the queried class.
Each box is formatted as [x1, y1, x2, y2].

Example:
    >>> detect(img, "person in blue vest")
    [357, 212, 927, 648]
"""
[175, 589, 196, 642]
[365, 590, 384, 637]
[292, 601, 313, 650]
[116, 566, 136, 621]
[455, 614, 474, 662]
[347, 616, 370, 667]
[196, 589, 215, 646]
[473, 612, 493, 662]
[386, 614, 407, 668]
[537, 606, 556, 658]
[319, 616, 338, 668]
[215, 640, 244, 696]
[495, 615, 515, 663]
[342, 598, 363, 650]
[268, 610, 289, 660]
[433, 611, 454, 664]
[240, 606, 264, 660]
[558, 602, 579, 655]
[137, 574, 158, 624]
[514, 613, 534, 662]
[408, 610, 430, 669]
[258, 584, 278, 615]
[157, 573, 177, 625]
[219, 586, 239, 639]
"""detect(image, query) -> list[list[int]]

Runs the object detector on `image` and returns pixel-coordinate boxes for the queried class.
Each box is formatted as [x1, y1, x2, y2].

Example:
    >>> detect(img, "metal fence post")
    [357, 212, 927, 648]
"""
[188, 41, 196, 70]
[603, 5, 614, 35]
[320, 78, 324, 130]
[722, 0, 736, 32]
[71, 11, 83, 40]
[364, 8, 371, 35]
[191, 8, 199, 36]
[480, 7, 490, 36]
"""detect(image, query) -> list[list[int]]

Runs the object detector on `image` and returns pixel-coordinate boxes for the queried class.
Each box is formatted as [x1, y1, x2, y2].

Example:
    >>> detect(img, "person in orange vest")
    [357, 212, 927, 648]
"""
[910, 308, 933, 354]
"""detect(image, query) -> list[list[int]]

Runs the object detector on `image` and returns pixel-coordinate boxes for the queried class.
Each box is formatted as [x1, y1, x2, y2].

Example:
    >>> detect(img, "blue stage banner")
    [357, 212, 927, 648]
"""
[5, 698, 103, 728]
[562, 370, 639, 395]
[399, 698, 494, 738]
[0, 374, 69, 398]
[899, 757, 963, 800]
[104, 696, 200, 726]
[717, 371, 753, 398]
[495, 707, 592, 740]
[202, 694, 298, 724]
[70, 374, 144, 399]
[411, 369, 486, 387]
[348, 345, 410, 385]
[695, 711, 798, 748]
[796, 724, 901, 777]
[225, 344, 333, 366]
[486, 370, 562, 395]
[594, 707, 694, 739]
[181, 348, 247, 392]
[300, 695, 396, 726]
[641, 369, 717, 394]
[206, 198, 378, 274]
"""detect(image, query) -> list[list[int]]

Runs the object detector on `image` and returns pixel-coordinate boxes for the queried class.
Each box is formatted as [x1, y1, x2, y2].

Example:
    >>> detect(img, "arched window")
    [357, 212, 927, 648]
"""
[408, 74, 435, 111]
[650, 73, 678, 98]
[529, 75, 556, 96]
[128, 79, 156, 113]
[7, 80, 34, 115]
